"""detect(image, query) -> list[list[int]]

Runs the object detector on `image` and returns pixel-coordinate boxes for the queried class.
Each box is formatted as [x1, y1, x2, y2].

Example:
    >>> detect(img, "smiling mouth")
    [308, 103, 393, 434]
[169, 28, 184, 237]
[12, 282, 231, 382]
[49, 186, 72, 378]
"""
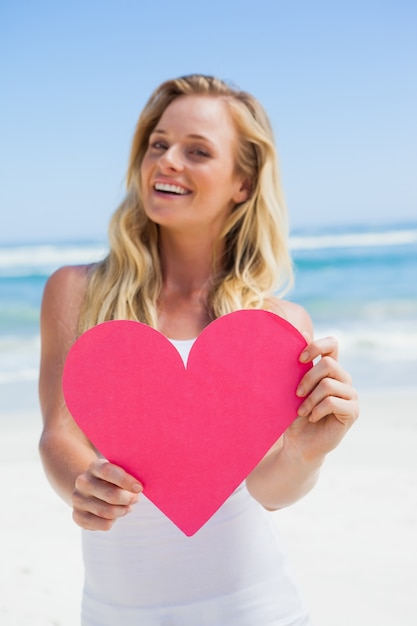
[154, 183, 191, 195]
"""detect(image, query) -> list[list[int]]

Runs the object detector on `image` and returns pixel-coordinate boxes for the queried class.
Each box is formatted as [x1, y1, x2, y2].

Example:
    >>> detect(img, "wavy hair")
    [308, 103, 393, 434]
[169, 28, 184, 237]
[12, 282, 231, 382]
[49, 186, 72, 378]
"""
[78, 74, 293, 333]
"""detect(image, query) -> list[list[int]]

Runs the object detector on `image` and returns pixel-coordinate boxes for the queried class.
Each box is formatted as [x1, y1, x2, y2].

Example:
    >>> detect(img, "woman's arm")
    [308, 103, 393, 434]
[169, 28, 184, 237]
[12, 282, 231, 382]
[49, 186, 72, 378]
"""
[38, 266, 142, 530]
[246, 302, 359, 510]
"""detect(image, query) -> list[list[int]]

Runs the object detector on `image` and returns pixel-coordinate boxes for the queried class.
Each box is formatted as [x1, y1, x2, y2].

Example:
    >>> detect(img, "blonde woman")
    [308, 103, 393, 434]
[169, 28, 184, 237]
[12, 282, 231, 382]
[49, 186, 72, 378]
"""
[39, 75, 359, 626]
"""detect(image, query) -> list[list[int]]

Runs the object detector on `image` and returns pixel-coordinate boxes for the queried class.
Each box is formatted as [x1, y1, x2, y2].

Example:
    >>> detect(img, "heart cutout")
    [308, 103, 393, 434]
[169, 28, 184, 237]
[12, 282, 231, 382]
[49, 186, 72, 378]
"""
[63, 310, 311, 535]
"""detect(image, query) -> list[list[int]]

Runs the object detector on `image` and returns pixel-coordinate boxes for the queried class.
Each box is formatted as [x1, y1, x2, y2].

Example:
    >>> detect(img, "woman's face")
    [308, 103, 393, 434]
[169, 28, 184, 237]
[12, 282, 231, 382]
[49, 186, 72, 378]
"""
[140, 95, 248, 236]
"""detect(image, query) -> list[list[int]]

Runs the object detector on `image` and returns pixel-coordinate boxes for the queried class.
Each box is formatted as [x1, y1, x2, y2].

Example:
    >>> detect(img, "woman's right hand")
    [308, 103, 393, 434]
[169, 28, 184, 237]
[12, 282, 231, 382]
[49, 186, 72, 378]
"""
[72, 459, 143, 531]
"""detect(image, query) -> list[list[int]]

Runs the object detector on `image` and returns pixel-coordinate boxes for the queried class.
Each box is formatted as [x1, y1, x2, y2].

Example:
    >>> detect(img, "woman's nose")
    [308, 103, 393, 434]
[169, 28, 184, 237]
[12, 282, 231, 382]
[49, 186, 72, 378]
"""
[158, 146, 184, 172]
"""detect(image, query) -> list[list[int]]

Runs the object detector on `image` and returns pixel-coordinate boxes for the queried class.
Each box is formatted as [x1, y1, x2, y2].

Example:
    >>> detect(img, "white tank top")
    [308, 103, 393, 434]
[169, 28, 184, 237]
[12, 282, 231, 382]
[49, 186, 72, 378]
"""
[81, 339, 311, 626]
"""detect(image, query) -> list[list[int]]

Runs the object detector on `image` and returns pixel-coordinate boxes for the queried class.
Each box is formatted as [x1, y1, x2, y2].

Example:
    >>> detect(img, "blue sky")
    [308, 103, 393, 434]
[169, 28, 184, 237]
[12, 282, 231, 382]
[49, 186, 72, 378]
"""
[1, 0, 416, 243]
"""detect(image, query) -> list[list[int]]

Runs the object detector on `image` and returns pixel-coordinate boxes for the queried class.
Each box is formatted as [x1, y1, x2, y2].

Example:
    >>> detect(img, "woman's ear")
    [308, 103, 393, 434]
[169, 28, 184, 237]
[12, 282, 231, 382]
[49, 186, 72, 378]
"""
[233, 178, 252, 204]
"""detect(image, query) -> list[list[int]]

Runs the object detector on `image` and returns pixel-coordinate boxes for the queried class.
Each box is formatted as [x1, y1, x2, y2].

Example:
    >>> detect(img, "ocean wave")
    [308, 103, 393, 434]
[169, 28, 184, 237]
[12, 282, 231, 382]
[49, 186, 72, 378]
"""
[0, 335, 40, 385]
[290, 228, 417, 250]
[0, 226, 416, 276]
[316, 326, 417, 360]
[0, 243, 108, 276]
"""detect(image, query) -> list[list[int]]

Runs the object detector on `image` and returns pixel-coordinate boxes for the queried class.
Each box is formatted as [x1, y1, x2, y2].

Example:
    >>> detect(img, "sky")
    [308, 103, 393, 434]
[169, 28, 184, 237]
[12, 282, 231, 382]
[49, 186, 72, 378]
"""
[1, 0, 416, 243]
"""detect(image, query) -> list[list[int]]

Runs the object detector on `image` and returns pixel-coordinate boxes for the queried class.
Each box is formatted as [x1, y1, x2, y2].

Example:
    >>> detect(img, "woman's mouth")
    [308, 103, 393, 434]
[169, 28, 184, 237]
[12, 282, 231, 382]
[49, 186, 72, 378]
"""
[154, 182, 191, 195]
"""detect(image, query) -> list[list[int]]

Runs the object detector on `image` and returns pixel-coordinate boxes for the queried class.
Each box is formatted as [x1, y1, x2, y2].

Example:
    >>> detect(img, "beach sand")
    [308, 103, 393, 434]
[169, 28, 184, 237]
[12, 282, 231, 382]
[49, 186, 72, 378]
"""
[1, 390, 416, 626]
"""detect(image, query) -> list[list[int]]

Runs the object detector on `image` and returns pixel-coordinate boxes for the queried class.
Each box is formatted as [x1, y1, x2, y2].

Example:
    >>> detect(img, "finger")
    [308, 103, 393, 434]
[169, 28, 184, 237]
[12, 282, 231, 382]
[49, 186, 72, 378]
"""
[297, 356, 352, 398]
[73, 508, 121, 532]
[307, 395, 360, 426]
[91, 459, 143, 495]
[74, 470, 140, 507]
[297, 377, 357, 419]
[300, 336, 339, 363]
[73, 489, 136, 521]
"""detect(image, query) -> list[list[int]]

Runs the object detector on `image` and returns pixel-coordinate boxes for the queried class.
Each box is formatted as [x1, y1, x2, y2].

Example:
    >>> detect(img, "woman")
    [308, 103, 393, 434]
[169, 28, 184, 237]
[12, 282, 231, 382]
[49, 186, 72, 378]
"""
[39, 74, 359, 625]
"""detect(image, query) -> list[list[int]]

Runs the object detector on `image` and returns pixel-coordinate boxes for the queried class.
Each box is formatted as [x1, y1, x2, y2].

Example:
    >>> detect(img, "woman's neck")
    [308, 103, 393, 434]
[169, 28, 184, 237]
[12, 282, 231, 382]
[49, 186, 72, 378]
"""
[159, 229, 223, 296]
[157, 229, 223, 339]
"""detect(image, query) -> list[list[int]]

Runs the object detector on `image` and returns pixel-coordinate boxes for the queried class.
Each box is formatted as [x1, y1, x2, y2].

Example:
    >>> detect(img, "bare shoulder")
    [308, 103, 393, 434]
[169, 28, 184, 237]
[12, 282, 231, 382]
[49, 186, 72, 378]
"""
[43, 264, 90, 299]
[42, 264, 91, 311]
[266, 297, 314, 339]
[41, 264, 92, 348]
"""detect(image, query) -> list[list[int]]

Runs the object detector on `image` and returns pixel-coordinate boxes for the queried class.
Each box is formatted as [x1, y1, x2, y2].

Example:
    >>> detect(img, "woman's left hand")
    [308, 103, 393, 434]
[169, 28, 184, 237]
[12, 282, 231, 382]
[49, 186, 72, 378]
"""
[286, 336, 359, 462]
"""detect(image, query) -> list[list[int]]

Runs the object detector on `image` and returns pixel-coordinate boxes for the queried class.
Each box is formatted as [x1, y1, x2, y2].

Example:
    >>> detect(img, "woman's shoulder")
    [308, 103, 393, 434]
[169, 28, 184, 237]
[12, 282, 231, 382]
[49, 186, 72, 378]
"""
[41, 264, 93, 328]
[265, 297, 314, 338]
[43, 264, 93, 299]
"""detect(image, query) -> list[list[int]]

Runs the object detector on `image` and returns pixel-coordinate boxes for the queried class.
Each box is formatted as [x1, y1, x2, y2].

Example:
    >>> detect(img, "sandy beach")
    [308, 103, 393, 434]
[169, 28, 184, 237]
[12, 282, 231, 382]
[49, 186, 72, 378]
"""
[1, 389, 416, 626]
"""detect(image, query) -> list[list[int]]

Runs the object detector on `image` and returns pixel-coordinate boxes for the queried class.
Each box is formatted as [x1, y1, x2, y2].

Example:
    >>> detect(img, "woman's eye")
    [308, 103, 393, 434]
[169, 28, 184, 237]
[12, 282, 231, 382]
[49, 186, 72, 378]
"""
[190, 148, 210, 158]
[150, 141, 167, 150]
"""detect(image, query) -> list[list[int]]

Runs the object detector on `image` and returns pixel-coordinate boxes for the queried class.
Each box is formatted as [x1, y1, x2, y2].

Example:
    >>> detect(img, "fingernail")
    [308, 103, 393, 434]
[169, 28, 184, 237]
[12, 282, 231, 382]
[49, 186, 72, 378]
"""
[132, 482, 143, 493]
[299, 351, 309, 362]
[297, 404, 307, 416]
[296, 386, 305, 397]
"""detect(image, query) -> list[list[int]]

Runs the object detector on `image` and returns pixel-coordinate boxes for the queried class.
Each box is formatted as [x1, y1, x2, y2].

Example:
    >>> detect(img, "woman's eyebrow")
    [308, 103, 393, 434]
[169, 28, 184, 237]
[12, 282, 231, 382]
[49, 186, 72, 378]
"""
[151, 128, 215, 145]
[187, 133, 213, 143]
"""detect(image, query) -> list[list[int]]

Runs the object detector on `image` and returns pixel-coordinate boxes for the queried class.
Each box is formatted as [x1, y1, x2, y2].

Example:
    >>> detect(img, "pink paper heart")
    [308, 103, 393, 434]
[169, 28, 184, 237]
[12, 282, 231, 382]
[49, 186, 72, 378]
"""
[63, 310, 311, 536]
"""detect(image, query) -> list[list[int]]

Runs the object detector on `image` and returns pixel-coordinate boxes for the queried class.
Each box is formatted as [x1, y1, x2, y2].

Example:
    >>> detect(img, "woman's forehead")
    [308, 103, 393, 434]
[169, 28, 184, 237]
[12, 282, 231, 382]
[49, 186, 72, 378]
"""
[155, 95, 236, 141]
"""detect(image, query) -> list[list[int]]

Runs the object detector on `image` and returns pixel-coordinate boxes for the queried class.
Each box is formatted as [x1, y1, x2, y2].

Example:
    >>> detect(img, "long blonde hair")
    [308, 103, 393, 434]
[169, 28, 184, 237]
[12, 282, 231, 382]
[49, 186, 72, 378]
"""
[78, 74, 293, 332]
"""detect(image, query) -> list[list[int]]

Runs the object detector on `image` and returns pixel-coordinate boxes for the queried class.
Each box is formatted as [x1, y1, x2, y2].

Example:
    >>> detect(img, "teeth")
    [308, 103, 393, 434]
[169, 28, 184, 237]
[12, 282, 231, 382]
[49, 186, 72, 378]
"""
[154, 183, 189, 195]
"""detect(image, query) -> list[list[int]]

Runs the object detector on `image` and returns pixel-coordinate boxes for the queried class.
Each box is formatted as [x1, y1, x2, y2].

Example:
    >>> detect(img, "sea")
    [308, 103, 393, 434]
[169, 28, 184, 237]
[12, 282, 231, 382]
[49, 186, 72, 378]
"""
[1, 221, 416, 414]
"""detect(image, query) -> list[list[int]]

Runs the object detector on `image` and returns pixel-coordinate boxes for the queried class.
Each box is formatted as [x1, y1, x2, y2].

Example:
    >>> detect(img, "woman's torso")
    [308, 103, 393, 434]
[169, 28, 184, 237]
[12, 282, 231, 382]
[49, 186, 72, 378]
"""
[80, 338, 311, 626]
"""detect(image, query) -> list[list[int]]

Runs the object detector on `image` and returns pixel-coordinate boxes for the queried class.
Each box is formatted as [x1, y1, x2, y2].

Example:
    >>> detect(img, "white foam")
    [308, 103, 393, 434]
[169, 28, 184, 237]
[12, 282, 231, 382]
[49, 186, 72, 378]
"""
[314, 324, 417, 361]
[290, 229, 417, 250]
[0, 243, 108, 275]
[0, 227, 416, 275]
[0, 335, 40, 384]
